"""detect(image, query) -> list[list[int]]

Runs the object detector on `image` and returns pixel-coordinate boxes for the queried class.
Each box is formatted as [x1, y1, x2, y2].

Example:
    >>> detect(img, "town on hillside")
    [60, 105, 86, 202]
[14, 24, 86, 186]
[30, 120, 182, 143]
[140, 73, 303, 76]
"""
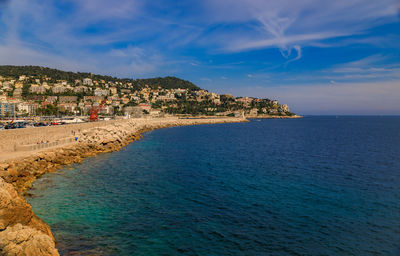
[0, 66, 294, 126]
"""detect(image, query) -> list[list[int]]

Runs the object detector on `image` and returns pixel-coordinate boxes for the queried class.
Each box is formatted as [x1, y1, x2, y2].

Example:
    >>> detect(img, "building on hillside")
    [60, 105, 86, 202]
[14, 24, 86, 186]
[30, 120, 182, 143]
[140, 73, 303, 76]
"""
[13, 88, 22, 98]
[236, 97, 253, 106]
[0, 102, 15, 117]
[109, 87, 118, 95]
[281, 104, 290, 112]
[94, 88, 109, 96]
[84, 96, 104, 103]
[74, 86, 89, 93]
[124, 106, 143, 118]
[249, 108, 258, 115]
[138, 103, 151, 112]
[17, 102, 37, 116]
[268, 108, 278, 114]
[58, 103, 77, 113]
[2, 82, 14, 91]
[83, 78, 93, 86]
[59, 96, 78, 103]
[29, 84, 47, 94]
[52, 85, 67, 94]
[121, 97, 130, 105]
[45, 96, 58, 103]
[26, 95, 45, 102]
[14, 82, 24, 89]
[213, 98, 221, 105]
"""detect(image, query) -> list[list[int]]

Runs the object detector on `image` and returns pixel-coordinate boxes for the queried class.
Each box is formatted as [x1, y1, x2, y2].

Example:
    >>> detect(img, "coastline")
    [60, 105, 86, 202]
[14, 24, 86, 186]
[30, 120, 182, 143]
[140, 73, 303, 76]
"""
[0, 117, 247, 255]
[246, 114, 303, 119]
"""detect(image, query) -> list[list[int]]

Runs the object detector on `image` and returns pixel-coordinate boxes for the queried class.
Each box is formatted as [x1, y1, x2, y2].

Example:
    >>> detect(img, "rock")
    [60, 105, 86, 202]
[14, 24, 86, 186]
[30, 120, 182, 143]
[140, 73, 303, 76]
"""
[0, 178, 53, 236]
[0, 178, 58, 255]
[0, 178, 32, 231]
[0, 224, 59, 256]
[0, 164, 9, 172]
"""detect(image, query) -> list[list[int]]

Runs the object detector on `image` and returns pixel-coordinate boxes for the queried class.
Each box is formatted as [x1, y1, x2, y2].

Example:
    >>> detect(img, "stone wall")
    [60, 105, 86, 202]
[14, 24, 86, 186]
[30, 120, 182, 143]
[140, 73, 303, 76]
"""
[0, 120, 124, 153]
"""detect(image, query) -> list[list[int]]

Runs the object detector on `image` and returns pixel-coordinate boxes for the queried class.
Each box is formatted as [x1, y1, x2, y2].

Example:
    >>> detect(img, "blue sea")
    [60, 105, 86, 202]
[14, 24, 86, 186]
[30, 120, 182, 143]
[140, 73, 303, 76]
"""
[28, 117, 400, 255]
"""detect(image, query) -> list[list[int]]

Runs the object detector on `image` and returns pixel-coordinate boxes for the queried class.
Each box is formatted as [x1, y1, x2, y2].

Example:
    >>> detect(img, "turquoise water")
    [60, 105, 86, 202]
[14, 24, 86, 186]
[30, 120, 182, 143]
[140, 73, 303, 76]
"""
[28, 117, 400, 255]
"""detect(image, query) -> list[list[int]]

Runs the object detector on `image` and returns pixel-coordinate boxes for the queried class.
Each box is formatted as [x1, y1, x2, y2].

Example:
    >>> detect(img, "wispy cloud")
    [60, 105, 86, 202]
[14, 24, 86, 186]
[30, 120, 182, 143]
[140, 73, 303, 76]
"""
[1, 0, 398, 71]
[325, 55, 400, 81]
[201, 0, 399, 63]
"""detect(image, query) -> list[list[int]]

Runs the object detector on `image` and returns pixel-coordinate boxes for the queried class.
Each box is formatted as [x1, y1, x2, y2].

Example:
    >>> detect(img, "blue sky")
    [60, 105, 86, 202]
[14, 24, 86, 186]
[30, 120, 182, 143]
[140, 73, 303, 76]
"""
[0, 0, 399, 114]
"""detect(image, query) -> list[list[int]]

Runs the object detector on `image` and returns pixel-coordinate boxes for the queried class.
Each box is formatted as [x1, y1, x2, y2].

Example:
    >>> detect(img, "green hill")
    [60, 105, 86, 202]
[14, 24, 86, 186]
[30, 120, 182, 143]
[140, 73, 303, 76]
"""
[0, 65, 200, 90]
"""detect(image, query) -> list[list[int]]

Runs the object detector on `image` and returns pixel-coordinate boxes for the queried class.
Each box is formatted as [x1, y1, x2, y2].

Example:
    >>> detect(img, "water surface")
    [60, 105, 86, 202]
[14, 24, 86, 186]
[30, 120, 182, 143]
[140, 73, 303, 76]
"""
[28, 117, 400, 255]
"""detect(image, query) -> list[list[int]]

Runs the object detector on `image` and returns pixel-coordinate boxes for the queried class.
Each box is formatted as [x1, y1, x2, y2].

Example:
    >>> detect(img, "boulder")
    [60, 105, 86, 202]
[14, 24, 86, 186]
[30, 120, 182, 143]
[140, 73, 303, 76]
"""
[0, 178, 53, 236]
[0, 178, 32, 231]
[0, 224, 59, 256]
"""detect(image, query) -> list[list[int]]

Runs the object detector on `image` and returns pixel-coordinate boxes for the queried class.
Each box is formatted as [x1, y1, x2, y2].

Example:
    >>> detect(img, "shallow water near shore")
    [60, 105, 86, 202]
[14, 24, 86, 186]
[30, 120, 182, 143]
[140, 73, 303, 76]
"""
[28, 116, 400, 255]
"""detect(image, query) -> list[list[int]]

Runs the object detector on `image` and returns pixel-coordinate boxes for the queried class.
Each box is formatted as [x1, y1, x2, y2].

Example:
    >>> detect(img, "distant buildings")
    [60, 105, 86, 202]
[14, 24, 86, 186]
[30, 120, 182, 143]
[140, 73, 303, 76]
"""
[83, 78, 93, 86]
[0, 102, 15, 117]
[17, 102, 37, 116]
[0, 70, 293, 118]
[94, 88, 109, 96]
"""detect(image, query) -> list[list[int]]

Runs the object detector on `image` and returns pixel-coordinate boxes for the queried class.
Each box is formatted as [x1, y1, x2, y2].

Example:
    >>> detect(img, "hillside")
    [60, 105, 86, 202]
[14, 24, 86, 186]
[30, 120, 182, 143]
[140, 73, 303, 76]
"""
[0, 65, 200, 90]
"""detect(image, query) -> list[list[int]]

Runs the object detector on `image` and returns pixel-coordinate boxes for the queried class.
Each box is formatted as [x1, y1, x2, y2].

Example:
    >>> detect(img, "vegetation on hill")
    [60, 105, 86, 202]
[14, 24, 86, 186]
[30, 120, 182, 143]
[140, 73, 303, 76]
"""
[135, 77, 199, 90]
[0, 65, 200, 90]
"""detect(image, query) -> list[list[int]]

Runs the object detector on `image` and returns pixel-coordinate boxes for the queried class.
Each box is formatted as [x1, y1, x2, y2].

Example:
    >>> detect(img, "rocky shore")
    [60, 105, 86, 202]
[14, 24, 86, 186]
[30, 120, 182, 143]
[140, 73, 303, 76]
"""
[0, 117, 247, 256]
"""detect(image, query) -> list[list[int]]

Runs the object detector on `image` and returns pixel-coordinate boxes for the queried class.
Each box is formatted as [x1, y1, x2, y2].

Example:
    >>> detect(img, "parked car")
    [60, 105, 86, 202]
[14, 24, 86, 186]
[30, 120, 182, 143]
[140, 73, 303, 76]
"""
[4, 122, 27, 129]
[4, 123, 16, 129]
[34, 122, 48, 127]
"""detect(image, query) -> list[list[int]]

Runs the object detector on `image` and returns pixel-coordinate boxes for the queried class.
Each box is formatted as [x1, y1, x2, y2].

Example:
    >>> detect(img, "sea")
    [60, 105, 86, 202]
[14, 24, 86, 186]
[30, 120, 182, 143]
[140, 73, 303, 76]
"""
[27, 116, 400, 256]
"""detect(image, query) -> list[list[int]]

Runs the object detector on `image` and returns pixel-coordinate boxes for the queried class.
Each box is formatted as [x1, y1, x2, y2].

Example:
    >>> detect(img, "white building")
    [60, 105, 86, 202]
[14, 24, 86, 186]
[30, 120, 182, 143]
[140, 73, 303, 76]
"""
[17, 102, 37, 116]
[94, 88, 109, 96]
[83, 78, 93, 86]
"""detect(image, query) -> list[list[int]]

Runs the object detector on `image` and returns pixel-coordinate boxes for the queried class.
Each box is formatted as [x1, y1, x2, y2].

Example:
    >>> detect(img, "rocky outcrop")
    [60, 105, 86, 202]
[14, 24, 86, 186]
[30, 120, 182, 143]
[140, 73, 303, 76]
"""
[0, 224, 58, 256]
[0, 178, 58, 256]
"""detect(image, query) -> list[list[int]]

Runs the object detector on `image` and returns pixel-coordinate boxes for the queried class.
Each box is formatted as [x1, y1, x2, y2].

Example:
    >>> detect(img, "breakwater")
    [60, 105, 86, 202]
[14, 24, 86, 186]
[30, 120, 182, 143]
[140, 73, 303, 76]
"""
[246, 114, 303, 119]
[0, 117, 247, 256]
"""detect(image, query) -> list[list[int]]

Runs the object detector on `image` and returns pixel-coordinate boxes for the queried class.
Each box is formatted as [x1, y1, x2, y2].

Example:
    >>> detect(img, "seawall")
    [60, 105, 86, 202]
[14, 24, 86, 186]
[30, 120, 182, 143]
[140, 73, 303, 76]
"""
[0, 117, 247, 256]
[246, 114, 303, 119]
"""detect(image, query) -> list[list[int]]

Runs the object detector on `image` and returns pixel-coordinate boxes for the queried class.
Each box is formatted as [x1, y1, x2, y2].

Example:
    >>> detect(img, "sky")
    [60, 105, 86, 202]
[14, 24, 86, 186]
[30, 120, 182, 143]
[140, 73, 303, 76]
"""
[0, 0, 399, 115]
